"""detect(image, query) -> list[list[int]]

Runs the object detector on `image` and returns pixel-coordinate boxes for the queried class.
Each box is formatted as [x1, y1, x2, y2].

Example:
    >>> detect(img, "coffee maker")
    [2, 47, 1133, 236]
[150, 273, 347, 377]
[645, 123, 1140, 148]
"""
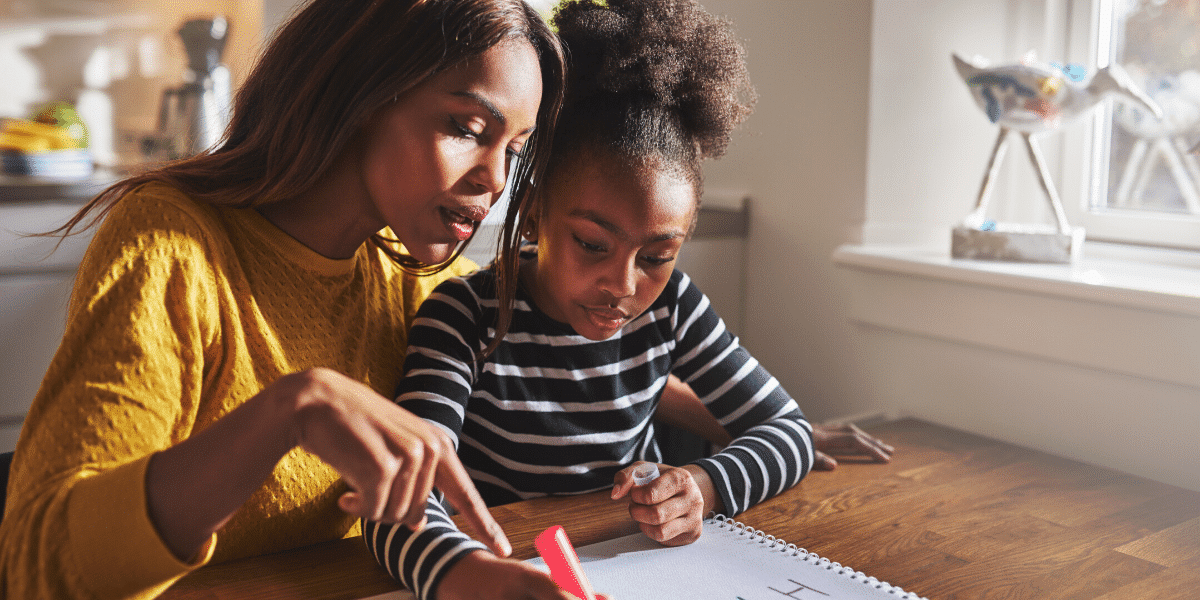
[144, 17, 232, 160]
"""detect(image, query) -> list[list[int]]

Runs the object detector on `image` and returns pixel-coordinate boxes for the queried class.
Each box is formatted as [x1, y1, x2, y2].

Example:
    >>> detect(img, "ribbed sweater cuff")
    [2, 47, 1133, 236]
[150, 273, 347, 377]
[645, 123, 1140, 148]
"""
[67, 454, 217, 598]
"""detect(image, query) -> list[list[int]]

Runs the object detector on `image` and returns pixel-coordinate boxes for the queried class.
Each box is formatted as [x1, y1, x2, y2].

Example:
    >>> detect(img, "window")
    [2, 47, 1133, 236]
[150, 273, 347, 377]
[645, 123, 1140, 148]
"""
[1060, 0, 1200, 249]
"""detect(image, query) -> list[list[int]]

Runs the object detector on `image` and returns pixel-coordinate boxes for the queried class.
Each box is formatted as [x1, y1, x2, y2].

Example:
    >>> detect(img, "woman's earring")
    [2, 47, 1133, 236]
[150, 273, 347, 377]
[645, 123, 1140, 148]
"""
[522, 220, 538, 241]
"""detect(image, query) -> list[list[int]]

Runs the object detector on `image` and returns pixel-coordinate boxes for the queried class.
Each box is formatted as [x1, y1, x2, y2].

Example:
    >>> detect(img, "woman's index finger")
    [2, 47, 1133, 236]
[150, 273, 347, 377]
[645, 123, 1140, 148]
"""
[436, 455, 512, 557]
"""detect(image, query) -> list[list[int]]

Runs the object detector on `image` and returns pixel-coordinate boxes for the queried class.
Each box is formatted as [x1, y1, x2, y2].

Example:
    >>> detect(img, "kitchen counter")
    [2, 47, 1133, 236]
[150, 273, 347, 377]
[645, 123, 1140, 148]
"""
[0, 172, 119, 205]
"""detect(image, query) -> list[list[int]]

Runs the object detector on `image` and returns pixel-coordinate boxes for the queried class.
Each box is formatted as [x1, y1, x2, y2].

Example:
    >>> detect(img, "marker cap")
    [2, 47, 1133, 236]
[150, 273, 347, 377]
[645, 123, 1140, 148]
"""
[632, 463, 660, 486]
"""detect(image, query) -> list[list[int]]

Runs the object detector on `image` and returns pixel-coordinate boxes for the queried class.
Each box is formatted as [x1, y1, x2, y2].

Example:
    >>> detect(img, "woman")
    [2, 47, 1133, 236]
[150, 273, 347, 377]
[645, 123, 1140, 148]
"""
[0, 1, 563, 598]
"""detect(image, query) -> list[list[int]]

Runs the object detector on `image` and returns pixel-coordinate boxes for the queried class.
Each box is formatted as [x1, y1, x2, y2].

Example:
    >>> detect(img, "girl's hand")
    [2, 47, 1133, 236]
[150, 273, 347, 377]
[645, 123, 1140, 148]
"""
[611, 462, 708, 546]
[438, 551, 613, 600]
[283, 368, 510, 556]
[811, 422, 895, 470]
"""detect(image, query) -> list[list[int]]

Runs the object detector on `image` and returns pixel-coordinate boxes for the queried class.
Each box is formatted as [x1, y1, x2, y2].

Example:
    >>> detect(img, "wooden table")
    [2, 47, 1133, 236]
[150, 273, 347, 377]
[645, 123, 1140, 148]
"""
[161, 418, 1200, 599]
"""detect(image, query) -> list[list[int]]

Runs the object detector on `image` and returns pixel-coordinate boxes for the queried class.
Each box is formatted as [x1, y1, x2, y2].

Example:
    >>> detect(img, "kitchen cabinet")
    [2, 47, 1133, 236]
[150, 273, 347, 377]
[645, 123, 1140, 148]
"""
[0, 273, 75, 450]
[0, 179, 104, 451]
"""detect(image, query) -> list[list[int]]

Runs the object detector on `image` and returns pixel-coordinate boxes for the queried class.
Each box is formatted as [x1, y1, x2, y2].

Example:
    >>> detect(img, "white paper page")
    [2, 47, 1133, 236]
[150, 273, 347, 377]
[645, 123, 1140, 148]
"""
[526, 520, 928, 600]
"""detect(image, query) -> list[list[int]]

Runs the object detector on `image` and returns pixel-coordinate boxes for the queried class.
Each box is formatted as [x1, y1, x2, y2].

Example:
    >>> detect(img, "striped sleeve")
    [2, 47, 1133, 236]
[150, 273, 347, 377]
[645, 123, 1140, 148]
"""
[668, 273, 815, 516]
[361, 493, 486, 600]
[394, 277, 486, 439]
[363, 277, 489, 598]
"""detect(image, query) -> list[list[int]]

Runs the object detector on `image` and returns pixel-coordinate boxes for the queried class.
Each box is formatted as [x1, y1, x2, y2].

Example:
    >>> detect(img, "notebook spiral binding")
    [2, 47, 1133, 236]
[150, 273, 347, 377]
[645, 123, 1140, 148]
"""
[708, 514, 929, 600]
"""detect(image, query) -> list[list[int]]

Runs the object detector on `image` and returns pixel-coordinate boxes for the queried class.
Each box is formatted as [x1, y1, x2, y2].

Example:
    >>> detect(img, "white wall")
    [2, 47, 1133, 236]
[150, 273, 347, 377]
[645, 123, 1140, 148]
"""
[863, 0, 1066, 243]
[863, 0, 1008, 244]
[696, 0, 877, 423]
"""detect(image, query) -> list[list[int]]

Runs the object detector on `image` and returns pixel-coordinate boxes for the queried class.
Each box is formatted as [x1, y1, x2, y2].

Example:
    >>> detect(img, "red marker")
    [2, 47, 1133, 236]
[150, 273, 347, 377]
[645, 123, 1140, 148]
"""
[535, 525, 597, 600]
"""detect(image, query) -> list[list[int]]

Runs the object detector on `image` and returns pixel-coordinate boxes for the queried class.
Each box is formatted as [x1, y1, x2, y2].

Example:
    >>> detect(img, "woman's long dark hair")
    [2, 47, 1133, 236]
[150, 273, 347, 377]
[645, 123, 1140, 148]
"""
[51, 0, 564, 282]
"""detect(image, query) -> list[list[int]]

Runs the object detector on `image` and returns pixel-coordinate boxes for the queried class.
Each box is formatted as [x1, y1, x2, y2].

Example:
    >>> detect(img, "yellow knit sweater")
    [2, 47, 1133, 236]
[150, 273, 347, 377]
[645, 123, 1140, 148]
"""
[0, 183, 475, 599]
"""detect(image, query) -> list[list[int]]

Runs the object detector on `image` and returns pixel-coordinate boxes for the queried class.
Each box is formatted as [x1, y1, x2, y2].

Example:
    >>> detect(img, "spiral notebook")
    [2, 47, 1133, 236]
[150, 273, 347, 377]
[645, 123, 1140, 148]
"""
[527, 514, 929, 600]
[360, 514, 929, 600]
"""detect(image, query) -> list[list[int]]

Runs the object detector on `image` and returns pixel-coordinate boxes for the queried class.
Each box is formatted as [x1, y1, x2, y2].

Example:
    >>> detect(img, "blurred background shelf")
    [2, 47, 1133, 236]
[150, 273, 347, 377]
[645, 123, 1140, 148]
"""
[0, 169, 117, 204]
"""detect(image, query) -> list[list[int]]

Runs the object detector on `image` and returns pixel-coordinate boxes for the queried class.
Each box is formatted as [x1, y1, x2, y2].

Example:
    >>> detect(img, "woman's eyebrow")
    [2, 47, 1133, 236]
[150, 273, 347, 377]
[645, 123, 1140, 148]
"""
[452, 91, 506, 125]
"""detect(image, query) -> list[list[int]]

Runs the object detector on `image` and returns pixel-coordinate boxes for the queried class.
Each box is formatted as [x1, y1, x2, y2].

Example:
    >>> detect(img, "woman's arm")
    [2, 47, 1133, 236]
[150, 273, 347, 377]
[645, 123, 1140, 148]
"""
[147, 368, 508, 562]
[0, 193, 505, 600]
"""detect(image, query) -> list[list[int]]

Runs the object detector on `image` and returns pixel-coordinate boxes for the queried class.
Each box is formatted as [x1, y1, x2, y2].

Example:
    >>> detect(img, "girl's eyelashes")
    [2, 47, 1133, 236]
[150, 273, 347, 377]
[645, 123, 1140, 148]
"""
[572, 233, 675, 266]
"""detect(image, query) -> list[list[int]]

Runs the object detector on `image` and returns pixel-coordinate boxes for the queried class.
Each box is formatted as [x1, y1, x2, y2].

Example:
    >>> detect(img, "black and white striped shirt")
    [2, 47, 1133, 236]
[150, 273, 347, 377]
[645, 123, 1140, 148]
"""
[364, 260, 814, 600]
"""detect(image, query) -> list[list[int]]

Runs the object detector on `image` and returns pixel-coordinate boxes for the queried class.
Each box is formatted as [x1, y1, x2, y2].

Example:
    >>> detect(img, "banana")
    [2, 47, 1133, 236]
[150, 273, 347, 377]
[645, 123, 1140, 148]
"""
[0, 131, 53, 153]
[0, 119, 81, 152]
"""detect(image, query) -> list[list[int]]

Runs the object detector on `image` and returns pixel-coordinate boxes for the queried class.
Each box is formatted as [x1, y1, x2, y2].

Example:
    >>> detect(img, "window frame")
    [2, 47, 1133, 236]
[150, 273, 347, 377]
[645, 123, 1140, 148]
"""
[1058, 0, 1200, 250]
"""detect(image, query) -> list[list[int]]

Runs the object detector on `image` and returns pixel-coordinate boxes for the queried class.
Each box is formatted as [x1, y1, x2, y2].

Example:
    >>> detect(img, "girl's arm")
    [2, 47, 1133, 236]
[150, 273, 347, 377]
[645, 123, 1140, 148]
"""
[669, 273, 816, 517]
[655, 376, 894, 470]
[655, 375, 732, 446]
[360, 280, 482, 598]
[362, 488, 490, 600]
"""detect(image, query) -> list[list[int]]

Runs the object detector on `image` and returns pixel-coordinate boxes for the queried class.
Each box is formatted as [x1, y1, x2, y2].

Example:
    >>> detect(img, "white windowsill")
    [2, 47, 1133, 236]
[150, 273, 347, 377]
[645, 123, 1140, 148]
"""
[832, 241, 1200, 319]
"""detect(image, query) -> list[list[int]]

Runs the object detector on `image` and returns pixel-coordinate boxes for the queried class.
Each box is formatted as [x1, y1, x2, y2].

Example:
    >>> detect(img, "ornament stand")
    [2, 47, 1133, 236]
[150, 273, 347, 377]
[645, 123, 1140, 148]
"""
[1113, 135, 1200, 213]
[952, 125, 1085, 263]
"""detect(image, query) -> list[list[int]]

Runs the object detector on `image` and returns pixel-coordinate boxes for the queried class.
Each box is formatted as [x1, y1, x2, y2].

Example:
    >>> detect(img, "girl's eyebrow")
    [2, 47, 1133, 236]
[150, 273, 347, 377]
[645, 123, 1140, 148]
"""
[570, 209, 685, 244]
[451, 90, 538, 135]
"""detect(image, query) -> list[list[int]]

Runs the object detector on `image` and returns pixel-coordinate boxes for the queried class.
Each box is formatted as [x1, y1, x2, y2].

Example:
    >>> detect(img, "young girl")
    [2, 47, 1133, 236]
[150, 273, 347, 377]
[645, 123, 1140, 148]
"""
[365, 1, 812, 598]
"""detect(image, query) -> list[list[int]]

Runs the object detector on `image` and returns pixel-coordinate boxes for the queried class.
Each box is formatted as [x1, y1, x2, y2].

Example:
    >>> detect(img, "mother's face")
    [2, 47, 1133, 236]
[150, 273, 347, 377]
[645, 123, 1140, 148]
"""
[360, 37, 543, 265]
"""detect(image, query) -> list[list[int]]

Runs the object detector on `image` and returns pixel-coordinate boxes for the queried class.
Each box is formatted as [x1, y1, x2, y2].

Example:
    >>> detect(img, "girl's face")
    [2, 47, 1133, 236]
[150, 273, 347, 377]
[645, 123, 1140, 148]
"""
[525, 157, 696, 340]
[360, 38, 543, 265]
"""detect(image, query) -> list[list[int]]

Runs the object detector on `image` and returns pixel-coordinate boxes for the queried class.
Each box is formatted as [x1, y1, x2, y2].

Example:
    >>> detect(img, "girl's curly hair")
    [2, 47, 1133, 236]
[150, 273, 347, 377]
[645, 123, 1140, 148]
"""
[549, 0, 755, 180]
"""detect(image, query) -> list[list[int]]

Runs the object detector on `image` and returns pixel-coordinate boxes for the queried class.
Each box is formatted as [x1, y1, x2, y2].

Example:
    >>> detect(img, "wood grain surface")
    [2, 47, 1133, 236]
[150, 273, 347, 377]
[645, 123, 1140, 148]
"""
[161, 418, 1200, 600]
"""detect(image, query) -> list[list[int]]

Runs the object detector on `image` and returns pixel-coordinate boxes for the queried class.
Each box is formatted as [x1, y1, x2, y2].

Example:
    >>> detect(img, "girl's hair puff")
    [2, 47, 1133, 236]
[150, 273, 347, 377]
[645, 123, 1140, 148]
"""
[549, 0, 754, 180]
